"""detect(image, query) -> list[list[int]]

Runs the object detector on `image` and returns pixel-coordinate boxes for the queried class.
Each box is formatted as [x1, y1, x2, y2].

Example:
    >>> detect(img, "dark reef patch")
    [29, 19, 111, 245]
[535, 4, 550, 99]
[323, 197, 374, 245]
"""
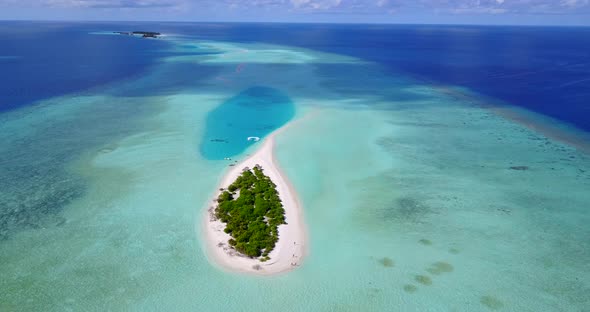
[403, 284, 418, 293]
[419, 238, 433, 246]
[509, 166, 529, 171]
[414, 275, 432, 286]
[383, 197, 432, 224]
[480, 295, 504, 310]
[378, 257, 395, 268]
[426, 262, 454, 275]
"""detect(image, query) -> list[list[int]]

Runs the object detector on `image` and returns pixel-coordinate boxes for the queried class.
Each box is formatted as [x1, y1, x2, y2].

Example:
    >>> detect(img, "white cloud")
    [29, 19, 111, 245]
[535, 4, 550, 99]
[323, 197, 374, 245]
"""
[376, 0, 388, 7]
[290, 0, 341, 9]
[561, 0, 590, 7]
[2, 0, 180, 8]
[2, 0, 590, 15]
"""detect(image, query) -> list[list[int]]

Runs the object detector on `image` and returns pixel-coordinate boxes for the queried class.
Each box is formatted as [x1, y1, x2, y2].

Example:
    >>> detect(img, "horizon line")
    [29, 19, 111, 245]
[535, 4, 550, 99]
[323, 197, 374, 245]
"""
[1, 19, 590, 28]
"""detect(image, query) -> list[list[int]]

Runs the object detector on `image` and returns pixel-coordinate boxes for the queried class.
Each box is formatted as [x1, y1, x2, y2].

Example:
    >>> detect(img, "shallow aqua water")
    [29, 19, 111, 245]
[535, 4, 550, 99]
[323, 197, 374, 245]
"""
[199, 86, 295, 160]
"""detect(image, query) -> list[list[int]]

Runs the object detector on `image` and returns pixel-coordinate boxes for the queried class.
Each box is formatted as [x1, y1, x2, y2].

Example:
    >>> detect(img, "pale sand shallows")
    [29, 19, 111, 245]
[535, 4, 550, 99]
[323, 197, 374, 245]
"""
[202, 131, 307, 275]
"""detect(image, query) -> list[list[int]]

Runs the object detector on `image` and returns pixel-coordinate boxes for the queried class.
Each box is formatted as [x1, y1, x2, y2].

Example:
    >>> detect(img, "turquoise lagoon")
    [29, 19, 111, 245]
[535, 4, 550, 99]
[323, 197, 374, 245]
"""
[0, 33, 589, 312]
[200, 86, 295, 160]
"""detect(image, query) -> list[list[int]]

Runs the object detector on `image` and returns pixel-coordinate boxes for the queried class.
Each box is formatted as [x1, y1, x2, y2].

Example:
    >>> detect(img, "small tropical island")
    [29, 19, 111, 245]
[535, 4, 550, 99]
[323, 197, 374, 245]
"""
[204, 133, 306, 275]
[215, 165, 285, 261]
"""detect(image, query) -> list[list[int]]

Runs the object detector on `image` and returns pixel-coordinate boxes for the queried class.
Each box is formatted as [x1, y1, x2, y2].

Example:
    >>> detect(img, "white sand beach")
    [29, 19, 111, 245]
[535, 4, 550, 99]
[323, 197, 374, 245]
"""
[203, 131, 307, 275]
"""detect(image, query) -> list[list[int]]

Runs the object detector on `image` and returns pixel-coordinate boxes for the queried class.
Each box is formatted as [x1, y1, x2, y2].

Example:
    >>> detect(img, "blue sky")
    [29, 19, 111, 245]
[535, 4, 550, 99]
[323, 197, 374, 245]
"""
[1, 0, 589, 25]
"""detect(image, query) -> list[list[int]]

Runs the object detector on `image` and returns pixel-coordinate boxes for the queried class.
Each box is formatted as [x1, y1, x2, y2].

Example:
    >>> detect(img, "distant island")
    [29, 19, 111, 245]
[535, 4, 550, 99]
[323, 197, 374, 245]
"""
[113, 31, 161, 38]
[214, 165, 285, 261]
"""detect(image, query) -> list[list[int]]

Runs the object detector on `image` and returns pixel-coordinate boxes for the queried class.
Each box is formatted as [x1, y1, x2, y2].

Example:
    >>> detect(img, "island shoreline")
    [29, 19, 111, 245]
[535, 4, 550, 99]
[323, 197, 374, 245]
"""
[201, 127, 307, 275]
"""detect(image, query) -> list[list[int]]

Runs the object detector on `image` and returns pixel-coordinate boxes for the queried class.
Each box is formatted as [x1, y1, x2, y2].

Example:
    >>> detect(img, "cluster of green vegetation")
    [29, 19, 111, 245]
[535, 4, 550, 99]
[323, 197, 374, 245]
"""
[215, 165, 286, 260]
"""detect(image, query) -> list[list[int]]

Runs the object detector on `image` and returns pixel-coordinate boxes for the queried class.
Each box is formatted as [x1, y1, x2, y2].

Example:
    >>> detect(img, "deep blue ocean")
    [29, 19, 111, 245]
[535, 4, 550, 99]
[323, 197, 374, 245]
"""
[1, 21, 589, 132]
[0, 21, 171, 111]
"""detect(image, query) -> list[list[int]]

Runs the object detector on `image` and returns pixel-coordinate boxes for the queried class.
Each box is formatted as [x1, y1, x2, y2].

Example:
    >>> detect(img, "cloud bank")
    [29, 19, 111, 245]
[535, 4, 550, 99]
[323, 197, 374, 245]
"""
[2, 0, 588, 13]
[1, 0, 589, 24]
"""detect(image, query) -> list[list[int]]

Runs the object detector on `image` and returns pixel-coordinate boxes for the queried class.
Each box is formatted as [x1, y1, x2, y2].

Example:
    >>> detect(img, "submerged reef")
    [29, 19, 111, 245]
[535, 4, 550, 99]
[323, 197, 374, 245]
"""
[426, 261, 454, 275]
[403, 284, 418, 293]
[509, 166, 529, 171]
[378, 257, 395, 267]
[480, 295, 505, 310]
[419, 238, 433, 246]
[414, 275, 433, 286]
[0, 131, 86, 240]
